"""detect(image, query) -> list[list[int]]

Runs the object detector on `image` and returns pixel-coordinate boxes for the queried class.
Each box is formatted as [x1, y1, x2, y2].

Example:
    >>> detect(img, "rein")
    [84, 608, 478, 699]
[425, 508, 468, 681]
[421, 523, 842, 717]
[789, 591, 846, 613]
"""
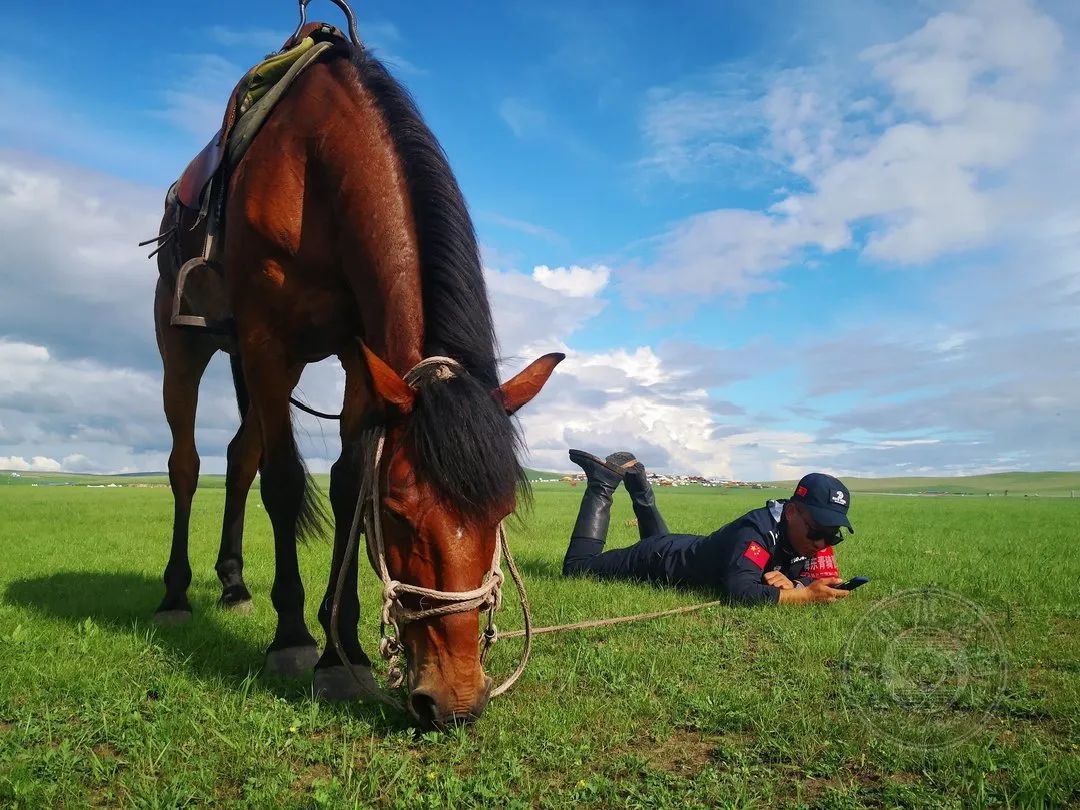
[328, 356, 533, 710]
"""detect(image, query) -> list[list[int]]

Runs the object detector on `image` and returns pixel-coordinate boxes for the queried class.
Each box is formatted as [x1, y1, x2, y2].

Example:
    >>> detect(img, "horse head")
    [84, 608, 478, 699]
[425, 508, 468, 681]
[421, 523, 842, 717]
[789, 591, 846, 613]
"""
[362, 346, 563, 728]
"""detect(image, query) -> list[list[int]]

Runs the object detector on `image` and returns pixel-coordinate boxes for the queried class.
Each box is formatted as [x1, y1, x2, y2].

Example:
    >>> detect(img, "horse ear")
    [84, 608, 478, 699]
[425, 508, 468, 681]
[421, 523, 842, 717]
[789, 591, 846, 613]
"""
[361, 344, 415, 414]
[496, 352, 565, 415]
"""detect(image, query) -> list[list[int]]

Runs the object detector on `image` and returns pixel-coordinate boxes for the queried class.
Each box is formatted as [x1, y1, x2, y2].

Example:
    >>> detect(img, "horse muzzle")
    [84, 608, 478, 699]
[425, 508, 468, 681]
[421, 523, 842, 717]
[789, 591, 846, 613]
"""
[407, 674, 493, 730]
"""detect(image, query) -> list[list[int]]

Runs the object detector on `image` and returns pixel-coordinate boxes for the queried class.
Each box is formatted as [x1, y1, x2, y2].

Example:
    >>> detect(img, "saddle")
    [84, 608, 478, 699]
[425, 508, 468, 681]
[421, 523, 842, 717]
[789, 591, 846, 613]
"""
[166, 22, 348, 331]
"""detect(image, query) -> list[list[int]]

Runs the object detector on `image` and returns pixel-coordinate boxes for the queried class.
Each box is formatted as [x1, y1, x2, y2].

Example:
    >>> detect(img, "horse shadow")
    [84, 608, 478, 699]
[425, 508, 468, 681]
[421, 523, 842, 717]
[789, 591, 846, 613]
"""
[3, 571, 412, 732]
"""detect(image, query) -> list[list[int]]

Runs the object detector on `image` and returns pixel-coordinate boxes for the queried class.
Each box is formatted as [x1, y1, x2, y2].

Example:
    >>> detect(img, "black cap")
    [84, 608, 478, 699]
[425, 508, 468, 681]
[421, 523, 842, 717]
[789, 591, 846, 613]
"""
[791, 473, 853, 532]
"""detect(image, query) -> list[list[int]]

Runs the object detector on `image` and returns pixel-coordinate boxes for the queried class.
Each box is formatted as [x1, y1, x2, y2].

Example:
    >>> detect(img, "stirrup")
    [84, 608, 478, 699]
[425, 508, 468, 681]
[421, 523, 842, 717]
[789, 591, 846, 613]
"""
[171, 258, 234, 333]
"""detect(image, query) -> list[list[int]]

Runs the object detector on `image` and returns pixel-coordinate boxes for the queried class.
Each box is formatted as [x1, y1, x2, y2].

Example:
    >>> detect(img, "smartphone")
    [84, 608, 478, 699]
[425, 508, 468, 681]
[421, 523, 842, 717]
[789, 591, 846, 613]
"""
[834, 576, 869, 591]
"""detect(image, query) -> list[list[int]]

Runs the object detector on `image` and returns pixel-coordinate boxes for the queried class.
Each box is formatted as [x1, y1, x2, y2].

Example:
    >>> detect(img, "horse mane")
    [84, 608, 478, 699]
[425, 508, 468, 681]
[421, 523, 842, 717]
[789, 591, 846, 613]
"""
[347, 46, 529, 518]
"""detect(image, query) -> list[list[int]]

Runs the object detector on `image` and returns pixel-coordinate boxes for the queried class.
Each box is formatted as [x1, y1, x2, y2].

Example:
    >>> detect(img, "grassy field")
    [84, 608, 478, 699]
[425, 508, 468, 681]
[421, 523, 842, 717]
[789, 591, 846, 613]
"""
[0, 480, 1077, 807]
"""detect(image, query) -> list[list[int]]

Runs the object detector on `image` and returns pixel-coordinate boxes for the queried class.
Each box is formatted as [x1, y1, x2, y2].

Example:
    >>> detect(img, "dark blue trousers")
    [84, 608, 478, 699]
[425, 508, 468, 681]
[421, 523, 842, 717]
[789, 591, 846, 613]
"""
[563, 494, 696, 585]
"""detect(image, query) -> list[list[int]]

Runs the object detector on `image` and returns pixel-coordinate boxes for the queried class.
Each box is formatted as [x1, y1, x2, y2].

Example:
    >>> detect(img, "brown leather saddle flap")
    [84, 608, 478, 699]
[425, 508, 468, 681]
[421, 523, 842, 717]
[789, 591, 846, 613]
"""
[177, 130, 225, 210]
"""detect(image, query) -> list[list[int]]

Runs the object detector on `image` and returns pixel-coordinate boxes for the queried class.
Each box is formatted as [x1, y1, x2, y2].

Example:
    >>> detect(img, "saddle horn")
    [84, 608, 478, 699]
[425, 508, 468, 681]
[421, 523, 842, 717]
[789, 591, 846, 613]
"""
[290, 0, 362, 48]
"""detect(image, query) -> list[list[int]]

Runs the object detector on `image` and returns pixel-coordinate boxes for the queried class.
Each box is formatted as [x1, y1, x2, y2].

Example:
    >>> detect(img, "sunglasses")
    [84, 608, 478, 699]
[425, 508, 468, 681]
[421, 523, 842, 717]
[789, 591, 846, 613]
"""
[807, 526, 843, 545]
[802, 512, 844, 545]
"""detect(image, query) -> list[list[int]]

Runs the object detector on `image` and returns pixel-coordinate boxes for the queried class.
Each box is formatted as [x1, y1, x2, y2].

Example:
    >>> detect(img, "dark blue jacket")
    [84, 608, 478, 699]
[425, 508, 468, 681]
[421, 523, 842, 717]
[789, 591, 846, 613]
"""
[650, 500, 812, 605]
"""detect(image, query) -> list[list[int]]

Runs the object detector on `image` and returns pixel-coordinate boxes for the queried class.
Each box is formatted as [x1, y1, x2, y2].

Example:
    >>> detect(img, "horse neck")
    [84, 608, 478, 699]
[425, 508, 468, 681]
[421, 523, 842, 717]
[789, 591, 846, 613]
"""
[311, 61, 426, 375]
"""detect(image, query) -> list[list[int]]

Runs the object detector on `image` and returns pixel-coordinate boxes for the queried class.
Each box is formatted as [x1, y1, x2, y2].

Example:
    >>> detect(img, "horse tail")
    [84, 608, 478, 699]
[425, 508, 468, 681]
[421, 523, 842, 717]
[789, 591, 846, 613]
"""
[296, 453, 330, 545]
[229, 353, 250, 418]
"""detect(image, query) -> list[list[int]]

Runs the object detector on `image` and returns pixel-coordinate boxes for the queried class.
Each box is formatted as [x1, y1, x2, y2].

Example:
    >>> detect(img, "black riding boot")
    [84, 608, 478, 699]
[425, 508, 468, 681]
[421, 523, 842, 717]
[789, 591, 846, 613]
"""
[562, 450, 624, 576]
[607, 451, 669, 538]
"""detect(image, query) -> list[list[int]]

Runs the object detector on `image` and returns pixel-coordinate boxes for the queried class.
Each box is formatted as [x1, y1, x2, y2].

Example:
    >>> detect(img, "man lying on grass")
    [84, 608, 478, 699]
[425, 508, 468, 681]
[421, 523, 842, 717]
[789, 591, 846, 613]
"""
[562, 451, 853, 605]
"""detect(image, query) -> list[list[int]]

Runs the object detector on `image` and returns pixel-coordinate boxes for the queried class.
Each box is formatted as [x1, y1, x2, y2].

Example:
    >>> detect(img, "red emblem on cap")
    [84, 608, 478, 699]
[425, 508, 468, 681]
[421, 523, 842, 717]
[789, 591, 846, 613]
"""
[795, 485, 808, 497]
[742, 541, 769, 570]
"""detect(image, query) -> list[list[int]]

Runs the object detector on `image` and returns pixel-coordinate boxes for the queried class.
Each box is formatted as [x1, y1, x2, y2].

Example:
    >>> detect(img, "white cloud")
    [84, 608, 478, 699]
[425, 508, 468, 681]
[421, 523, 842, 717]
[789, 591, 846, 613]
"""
[638, 78, 775, 183]
[3, 2, 1077, 481]
[531, 264, 611, 298]
[479, 213, 569, 247]
[485, 265, 607, 360]
[515, 345, 819, 479]
[0, 155, 161, 369]
[208, 25, 285, 51]
[625, 209, 796, 301]
[499, 98, 548, 139]
[157, 53, 242, 140]
[631, 0, 1068, 298]
[480, 268, 814, 479]
[0, 455, 63, 472]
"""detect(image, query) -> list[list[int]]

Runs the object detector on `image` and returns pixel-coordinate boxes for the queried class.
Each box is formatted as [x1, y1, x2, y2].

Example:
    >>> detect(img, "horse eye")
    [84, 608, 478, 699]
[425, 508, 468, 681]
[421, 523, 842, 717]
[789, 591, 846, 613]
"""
[381, 498, 412, 526]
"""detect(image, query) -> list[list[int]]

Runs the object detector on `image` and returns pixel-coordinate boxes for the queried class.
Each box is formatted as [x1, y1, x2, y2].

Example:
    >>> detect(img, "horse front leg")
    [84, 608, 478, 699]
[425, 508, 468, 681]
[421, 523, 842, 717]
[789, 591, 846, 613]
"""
[315, 346, 377, 700]
[242, 346, 321, 677]
[154, 335, 215, 624]
[215, 409, 260, 611]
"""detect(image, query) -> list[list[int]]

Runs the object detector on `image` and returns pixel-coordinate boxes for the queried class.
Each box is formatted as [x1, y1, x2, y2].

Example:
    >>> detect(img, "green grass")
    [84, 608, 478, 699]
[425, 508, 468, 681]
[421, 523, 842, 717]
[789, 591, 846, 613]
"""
[1, 481, 1077, 807]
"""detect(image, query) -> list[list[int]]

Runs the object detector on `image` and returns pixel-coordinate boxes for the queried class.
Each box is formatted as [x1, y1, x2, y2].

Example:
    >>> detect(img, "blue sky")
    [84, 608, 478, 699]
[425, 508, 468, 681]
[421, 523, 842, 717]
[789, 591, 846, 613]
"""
[0, 0, 1077, 479]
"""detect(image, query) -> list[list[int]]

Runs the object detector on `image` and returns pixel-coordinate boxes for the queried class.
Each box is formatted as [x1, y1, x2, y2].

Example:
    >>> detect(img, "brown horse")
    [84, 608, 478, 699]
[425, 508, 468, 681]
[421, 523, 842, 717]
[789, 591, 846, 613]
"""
[153, 35, 562, 727]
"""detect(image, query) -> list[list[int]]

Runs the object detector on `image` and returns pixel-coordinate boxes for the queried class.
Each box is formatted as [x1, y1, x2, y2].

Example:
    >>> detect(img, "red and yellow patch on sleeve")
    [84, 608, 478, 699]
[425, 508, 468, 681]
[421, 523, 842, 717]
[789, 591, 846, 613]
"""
[742, 540, 769, 570]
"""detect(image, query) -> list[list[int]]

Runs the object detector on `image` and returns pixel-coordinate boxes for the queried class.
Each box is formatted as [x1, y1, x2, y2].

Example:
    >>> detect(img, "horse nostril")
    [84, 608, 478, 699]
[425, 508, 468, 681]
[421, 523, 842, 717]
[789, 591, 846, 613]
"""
[409, 690, 439, 727]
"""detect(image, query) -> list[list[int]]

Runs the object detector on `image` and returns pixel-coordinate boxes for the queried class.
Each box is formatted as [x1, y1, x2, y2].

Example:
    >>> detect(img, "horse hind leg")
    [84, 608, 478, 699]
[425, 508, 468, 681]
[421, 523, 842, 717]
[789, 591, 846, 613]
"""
[155, 331, 215, 625]
[215, 410, 259, 611]
[215, 355, 259, 612]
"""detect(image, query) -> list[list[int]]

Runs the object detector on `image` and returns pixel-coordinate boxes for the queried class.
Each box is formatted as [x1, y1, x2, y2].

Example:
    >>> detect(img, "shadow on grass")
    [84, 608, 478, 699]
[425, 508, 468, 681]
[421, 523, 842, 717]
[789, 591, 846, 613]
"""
[513, 555, 726, 604]
[4, 571, 414, 733]
[515, 556, 565, 581]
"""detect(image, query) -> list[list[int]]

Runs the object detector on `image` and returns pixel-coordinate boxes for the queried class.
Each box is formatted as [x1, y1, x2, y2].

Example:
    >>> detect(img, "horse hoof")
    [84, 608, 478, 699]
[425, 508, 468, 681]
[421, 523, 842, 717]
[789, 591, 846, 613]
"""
[153, 609, 192, 627]
[264, 646, 320, 678]
[219, 598, 253, 614]
[314, 665, 378, 702]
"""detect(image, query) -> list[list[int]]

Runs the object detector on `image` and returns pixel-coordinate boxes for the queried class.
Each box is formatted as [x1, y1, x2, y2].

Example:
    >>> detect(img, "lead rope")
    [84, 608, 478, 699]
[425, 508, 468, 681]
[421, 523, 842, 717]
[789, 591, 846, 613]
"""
[326, 355, 721, 714]
[329, 425, 401, 709]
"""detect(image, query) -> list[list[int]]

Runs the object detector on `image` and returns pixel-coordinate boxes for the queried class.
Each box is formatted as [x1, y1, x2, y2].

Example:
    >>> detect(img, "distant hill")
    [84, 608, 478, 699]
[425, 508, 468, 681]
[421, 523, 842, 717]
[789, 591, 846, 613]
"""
[2, 468, 565, 486]
[6, 468, 1077, 496]
[769, 471, 1080, 498]
[0, 470, 172, 487]
[524, 468, 563, 481]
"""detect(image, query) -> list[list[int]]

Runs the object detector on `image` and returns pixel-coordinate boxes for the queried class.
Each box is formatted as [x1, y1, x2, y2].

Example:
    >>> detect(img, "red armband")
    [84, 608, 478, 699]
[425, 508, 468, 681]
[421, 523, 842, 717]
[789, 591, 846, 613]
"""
[806, 547, 839, 580]
[742, 541, 770, 570]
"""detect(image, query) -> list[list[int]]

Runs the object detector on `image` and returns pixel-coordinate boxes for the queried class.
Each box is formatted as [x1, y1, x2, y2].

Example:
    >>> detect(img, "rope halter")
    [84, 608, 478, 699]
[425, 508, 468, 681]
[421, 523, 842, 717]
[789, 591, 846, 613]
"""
[359, 356, 530, 696]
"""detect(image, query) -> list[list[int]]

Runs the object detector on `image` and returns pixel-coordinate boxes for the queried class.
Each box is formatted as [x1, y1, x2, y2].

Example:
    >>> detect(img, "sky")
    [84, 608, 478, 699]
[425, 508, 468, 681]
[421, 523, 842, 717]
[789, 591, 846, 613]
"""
[0, 0, 1077, 480]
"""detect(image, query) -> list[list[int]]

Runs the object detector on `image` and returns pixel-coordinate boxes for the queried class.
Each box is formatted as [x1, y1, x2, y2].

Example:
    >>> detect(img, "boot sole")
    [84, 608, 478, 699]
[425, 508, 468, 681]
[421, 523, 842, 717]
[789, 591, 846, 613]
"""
[568, 449, 626, 477]
[606, 451, 644, 475]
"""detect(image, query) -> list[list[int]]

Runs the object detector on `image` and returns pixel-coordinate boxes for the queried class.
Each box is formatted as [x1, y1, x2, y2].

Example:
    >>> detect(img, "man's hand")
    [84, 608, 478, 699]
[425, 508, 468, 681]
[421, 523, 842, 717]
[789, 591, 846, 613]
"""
[764, 570, 795, 590]
[778, 577, 850, 604]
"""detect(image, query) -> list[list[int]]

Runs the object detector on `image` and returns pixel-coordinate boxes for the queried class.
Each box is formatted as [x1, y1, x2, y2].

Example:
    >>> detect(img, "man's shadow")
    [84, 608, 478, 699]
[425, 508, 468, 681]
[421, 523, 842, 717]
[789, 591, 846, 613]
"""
[512, 554, 727, 604]
[4, 571, 411, 732]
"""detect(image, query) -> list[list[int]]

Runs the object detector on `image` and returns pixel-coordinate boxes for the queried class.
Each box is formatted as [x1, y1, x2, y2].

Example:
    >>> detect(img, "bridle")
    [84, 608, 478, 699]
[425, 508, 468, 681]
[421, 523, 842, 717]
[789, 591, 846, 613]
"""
[328, 356, 533, 711]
